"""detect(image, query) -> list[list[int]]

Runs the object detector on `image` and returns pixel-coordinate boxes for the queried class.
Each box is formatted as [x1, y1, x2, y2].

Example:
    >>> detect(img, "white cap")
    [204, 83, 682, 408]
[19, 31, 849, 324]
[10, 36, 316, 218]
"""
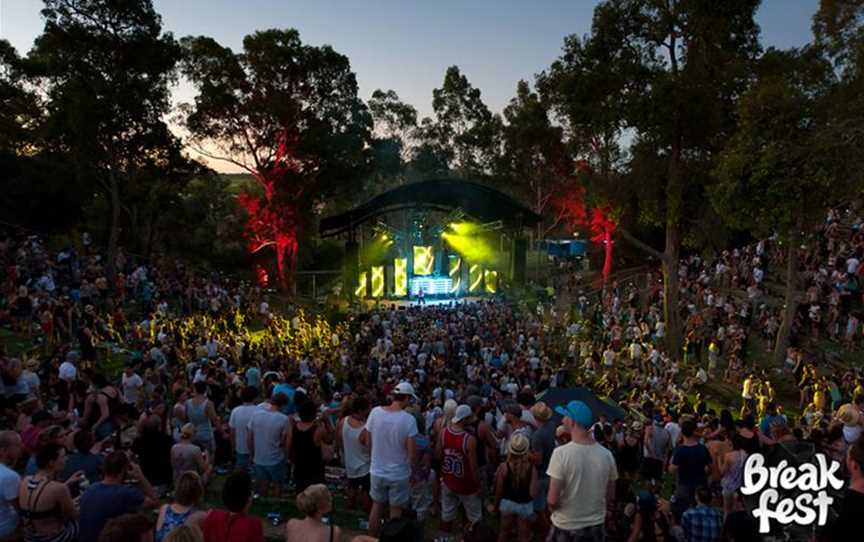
[393, 381, 418, 399]
[452, 404, 473, 424]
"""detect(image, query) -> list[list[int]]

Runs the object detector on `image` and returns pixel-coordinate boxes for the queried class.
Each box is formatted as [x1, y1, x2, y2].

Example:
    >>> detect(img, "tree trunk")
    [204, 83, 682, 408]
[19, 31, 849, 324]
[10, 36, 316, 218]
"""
[662, 222, 683, 358]
[105, 170, 121, 285]
[773, 240, 798, 366]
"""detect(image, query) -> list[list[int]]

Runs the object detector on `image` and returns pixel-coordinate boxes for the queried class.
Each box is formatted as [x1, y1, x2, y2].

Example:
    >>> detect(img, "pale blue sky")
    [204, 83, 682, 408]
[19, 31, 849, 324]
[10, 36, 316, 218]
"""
[0, 0, 821, 170]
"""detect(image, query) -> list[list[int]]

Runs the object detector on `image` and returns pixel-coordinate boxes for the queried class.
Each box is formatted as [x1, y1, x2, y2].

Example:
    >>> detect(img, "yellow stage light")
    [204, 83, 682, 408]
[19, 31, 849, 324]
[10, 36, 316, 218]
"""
[355, 271, 367, 297]
[484, 269, 497, 294]
[394, 258, 407, 297]
[449, 256, 462, 294]
[371, 266, 384, 298]
[469, 264, 482, 293]
[413, 245, 433, 276]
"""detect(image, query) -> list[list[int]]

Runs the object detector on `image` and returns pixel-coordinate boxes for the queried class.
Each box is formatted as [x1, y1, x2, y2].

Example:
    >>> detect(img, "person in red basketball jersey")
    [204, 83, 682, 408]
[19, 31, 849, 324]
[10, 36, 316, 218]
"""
[437, 404, 482, 532]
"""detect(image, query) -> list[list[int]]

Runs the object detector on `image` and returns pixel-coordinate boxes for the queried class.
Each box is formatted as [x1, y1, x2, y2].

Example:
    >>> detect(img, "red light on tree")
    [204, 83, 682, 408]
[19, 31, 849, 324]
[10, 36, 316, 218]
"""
[237, 130, 304, 290]
[555, 176, 617, 282]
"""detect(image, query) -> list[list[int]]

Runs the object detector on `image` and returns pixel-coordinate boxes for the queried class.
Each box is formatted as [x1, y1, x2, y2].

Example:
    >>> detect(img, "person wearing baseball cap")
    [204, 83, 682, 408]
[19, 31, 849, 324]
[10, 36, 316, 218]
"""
[547, 400, 618, 539]
[361, 381, 418, 536]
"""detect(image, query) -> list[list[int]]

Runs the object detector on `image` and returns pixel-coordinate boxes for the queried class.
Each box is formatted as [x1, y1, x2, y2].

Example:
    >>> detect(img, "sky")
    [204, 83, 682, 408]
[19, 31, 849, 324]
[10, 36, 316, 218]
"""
[1, 0, 822, 171]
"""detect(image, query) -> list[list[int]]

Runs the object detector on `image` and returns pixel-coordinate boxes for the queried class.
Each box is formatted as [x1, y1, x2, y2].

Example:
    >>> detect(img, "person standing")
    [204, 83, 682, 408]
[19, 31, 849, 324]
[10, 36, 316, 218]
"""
[247, 392, 290, 498]
[122, 366, 144, 407]
[828, 439, 864, 540]
[547, 400, 618, 542]
[337, 396, 371, 512]
[438, 404, 482, 532]
[185, 382, 220, 456]
[289, 401, 333, 494]
[530, 401, 556, 535]
[0, 431, 22, 539]
[680, 487, 723, 542]
[361, 382, 418, 536]
[669, 419, 713, 522]
[228, 386, 258, 470]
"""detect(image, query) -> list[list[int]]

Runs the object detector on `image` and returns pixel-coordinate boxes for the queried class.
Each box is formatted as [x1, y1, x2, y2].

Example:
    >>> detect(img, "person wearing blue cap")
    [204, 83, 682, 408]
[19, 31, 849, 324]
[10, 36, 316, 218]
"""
[546, 400, 618, 542]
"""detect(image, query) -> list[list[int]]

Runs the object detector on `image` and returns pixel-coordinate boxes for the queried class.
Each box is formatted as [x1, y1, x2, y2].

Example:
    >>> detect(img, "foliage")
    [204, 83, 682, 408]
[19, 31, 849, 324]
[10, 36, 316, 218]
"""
[413, 66, 500, 178]
[712, 48, 838, 242]
[179, 28, 373, 287]
[25, 0, 198, 269]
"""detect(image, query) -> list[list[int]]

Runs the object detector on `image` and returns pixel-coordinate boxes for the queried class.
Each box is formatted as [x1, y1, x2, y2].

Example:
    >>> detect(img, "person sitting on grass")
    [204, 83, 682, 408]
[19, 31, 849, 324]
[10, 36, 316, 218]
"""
[155, 471, 206, 542]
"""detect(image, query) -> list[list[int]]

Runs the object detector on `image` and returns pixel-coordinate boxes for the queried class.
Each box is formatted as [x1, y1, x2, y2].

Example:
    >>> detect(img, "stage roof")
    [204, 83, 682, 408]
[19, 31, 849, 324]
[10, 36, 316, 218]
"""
[319, 178, 541, 237]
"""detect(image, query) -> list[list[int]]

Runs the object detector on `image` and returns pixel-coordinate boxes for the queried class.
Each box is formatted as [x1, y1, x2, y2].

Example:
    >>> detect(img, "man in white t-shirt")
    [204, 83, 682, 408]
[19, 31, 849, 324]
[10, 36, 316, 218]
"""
[0, 431, 22, 539]
[361, 381, 418, 536]
[847, 256, 860, 275]
[547, 400, 618, 540]
[121, 367, 143, 405]
[229, 386, 259, 470]
[247, 392, 291, 498]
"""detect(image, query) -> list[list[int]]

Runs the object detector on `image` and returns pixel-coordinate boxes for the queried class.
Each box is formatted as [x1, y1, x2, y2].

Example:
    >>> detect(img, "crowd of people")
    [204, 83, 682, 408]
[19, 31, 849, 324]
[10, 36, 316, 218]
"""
[0, 206, 862, 542]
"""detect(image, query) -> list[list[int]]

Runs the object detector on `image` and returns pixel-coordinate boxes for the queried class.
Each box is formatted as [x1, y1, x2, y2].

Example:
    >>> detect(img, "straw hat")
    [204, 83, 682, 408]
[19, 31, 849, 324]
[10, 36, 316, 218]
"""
[836, 404, 861, 426]
[508, 433, 530, 456]
[531, 401, 553, 423]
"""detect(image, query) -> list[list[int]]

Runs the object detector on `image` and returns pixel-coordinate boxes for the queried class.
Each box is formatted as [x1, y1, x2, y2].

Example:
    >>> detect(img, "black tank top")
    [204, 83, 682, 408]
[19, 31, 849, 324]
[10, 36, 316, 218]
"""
[502, 463, 532, 504]
[292, 423, 324, 493]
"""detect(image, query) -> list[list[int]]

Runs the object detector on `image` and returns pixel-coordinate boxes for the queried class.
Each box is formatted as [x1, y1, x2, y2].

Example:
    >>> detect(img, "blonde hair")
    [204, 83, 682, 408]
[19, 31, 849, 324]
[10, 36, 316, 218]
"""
[174, 471, 204, 507]
[181, 423, 196, 439]
[162, 525, 202, 542]
[295, 484, 331, 517]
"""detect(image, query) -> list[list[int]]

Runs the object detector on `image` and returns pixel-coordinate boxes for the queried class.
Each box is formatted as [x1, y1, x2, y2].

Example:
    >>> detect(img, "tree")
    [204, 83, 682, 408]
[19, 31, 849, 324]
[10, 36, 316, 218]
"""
[498, 80, 571, 239]
[413, 66, 500, 178]
[28, 0, 190, 280]
[713, 48, 840, 365]
[179, 29, 372, 289]
[367, 89, 417, 187]
[539, 0, 761, 356]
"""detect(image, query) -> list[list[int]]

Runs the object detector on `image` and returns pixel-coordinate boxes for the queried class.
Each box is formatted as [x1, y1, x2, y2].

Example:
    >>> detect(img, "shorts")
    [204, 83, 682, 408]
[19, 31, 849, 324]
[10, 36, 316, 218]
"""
[370, 475, 410, 507]
[500, 498, 534, 519]
[254, 462, 287, 483]
[547, 523, 605, 542]
[348, 473, 370, 492]
[534, 477, 550, 512]
[235, 453, 250, 470]
[440, 484, 482, 524]
[410, 479, 434, 521]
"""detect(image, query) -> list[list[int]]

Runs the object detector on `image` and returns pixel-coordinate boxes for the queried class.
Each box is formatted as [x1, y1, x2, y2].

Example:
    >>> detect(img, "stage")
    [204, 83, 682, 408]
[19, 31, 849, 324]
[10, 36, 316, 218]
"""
[361, 296, 485, 309]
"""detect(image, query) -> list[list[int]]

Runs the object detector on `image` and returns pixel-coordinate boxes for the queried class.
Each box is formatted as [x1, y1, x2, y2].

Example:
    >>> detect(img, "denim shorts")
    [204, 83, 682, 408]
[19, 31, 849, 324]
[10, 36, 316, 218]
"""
[254, 462, 287, 483]
[370, 475, 410, 507]
[500, 498, 534, 519]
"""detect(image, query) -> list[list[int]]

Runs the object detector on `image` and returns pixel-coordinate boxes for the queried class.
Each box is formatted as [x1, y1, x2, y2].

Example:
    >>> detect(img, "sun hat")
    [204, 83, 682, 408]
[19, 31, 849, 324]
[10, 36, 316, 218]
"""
[393, 381, 418, 399]
[836, 403, 861, 426]
[452, 405, 474, 424]
[531, 401, 553, 423]
[554, 400, 594, 428]
[508, 433, 530, 456]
